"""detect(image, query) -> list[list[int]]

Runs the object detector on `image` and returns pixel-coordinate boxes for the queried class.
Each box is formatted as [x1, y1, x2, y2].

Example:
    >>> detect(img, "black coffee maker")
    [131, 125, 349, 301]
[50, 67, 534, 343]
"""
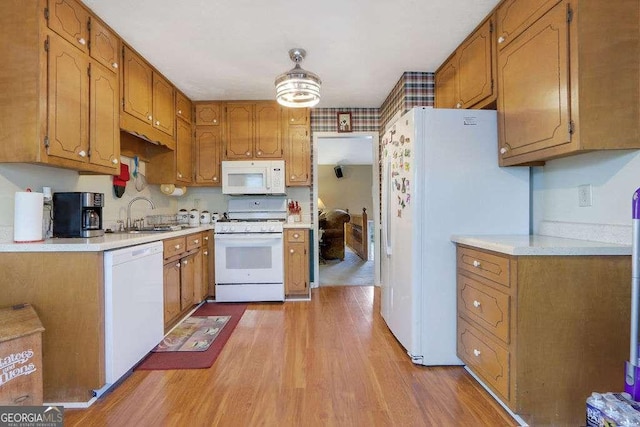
[53, 192, 105, 238]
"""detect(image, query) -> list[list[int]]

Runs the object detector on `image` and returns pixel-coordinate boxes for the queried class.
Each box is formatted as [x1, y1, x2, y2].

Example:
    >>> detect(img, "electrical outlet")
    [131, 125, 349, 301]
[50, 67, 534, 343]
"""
[578, 184, 592, 207]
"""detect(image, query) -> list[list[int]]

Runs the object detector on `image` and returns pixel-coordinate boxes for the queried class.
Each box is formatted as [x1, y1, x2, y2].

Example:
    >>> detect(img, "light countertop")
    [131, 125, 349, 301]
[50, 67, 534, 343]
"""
[451, 234, 632, 256]
[0, 225, 214, 253]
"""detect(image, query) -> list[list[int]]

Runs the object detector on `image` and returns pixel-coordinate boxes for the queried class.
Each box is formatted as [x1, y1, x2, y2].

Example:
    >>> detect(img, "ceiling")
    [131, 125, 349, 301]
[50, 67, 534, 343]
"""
[317, 136, 373, 165]
[82, 0, 499, 108]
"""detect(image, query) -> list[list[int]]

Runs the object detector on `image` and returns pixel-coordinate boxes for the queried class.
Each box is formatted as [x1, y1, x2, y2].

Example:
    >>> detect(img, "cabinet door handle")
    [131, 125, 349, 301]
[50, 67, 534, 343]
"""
[473, 300, 481, 308]
[111, 62, 118, 69]
[213, 119, 217, 124]
[245, 151, 251, 157]
[289, 249, 295, 254]
[77, 37, 86, 45]
[213, 176, 218, 182]
[177, 109, 182, 115]
[78, 150, 87, 158]
[176, 262, 181, 268]
[177, 172, 183, 178]
[472, 260, 481, 268]
[111, 158, 119, 164]
[147, 115, 153, 121]
[473, 349, 481, 357]
[183, 260, 188, 265]
[204, 250, 208, 256]
[291, 175, 296, 180]
[155, 120, 160, 126]
[497, 36, 505, 44]
[257, 150, 262, 156]
[456, 102, 462, 109]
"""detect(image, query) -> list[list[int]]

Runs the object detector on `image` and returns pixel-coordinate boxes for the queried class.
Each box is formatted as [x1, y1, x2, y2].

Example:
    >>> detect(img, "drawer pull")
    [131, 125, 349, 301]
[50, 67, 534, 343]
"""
[175, 244, 181, 250]
[13, 394, 30, 404]
[204, 236, 209, 241]
[193, 239, 199, 244]
[473, 349, 481, 357]
[293, 233, 299, 239]
[473, 300, 481, 308]
[472, 260, 481, 268]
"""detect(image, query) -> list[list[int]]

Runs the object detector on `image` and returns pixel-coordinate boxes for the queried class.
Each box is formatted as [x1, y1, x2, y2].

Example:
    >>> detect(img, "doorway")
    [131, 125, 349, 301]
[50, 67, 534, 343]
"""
[312, 132, 380, 287]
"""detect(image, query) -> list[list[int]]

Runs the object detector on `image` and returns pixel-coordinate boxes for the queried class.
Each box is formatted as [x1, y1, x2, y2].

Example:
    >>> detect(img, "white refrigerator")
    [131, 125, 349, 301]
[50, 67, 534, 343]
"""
[380, 107, 529, 366]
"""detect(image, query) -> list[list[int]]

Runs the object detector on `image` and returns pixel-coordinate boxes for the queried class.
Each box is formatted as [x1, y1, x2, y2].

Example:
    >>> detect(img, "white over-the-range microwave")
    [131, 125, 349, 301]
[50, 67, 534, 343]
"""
[221, 160, 286, 195]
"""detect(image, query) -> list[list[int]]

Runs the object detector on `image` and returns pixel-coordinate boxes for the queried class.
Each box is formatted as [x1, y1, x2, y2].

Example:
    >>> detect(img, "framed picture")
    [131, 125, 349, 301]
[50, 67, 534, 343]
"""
[337, 112, 352, 133]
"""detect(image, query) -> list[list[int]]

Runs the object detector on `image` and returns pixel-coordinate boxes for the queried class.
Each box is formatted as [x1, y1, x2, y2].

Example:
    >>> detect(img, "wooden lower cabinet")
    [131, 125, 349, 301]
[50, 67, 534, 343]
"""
[456, 244, 630, 426]
[0, 252, 104, 403]
[284, 229, 309, 296]
[162, 232, 207, 330]
[202, 231, 215, 299]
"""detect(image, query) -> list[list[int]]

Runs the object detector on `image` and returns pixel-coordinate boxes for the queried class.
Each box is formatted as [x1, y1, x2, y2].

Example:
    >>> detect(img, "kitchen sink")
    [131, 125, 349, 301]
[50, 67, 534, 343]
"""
[106, 225, 183, 235]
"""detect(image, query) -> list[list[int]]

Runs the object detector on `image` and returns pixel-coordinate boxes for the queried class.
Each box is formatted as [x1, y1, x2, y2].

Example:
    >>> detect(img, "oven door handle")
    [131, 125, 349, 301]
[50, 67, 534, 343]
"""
[215, 233, 282, 241]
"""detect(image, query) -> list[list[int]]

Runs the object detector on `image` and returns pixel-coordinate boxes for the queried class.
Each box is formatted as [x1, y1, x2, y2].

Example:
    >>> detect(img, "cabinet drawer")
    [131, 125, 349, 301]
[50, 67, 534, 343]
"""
[186, 233, 202, 251]
[458, 247, 511, 288]
[495, 0, 561, 50]
[286, 229, 306, 243]
[163, 236, 186, 259]
[458, 274, 510, 343]
[458, 316, 510, 400]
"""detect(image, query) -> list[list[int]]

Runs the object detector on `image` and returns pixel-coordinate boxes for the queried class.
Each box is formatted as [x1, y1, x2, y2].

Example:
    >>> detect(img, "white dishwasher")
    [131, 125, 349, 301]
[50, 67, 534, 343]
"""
[103, 241, 164, 388]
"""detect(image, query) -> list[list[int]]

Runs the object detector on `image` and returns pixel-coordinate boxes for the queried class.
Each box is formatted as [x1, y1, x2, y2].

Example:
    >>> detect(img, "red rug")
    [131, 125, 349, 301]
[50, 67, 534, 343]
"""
[135, 302, 246, 370]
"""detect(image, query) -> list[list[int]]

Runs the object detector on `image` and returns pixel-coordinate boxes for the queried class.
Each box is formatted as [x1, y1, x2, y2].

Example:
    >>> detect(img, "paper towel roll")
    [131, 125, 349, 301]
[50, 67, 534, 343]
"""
[160, 184, 187, 196]
[14, 191, 44, 242]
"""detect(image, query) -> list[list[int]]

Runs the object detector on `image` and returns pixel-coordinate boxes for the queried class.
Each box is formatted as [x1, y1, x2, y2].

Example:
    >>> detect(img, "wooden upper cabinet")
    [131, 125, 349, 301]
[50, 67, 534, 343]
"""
[285, 125, 310, 186]
[89, 61, 120, 169]
[195, 102, 221, 126]
[121, 45, 176, 148]
[194, 126, 223, 186]
[47, 34, 89, 164]
[176, 92, 193, 123]
[89, 17, 119, 73]
[435, 54, 458, 109]
[435, 16, 495, 109]
[225, 103, 254, 159]
[123, 46, 153, 124]
[496, 0, 561, 49]
[46, 0, 89, 54]
[152, 73, 175, 137]
[224, 101, 283, 159]
[254, 102, 282, 158]
[286, 108, 309, 125]
[457, 18, 495, 108]
[175, 118, 192, 184]
[497, 3, 570, 163]
[497, 0, 640, 165]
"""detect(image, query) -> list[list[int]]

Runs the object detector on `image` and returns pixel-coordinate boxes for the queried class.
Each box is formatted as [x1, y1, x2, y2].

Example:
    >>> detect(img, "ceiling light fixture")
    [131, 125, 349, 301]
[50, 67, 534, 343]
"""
[275, 48, 321, 108]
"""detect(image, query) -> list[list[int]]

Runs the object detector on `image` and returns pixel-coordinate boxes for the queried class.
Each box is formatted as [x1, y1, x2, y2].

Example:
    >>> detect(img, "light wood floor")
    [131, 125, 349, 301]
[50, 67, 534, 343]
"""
[65, 286, 517, 426]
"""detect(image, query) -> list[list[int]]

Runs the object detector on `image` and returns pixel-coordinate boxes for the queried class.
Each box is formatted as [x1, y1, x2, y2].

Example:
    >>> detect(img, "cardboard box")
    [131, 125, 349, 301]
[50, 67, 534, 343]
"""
[0, 304, 45, 406]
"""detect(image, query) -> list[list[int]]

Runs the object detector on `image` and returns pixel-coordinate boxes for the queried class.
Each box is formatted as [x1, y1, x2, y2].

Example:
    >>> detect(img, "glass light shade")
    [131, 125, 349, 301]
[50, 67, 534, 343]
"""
[275, 51, 322, 108]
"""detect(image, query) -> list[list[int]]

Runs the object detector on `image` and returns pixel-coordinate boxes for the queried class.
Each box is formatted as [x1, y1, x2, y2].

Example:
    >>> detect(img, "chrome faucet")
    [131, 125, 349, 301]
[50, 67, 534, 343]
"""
[127, 197, 156, 230]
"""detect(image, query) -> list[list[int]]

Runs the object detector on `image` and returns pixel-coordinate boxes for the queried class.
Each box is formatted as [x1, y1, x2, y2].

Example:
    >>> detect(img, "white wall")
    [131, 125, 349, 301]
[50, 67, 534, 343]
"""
[0, 157, 310, 241]
[318, 165, 373, 215]
[532, 150, 640, 244]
